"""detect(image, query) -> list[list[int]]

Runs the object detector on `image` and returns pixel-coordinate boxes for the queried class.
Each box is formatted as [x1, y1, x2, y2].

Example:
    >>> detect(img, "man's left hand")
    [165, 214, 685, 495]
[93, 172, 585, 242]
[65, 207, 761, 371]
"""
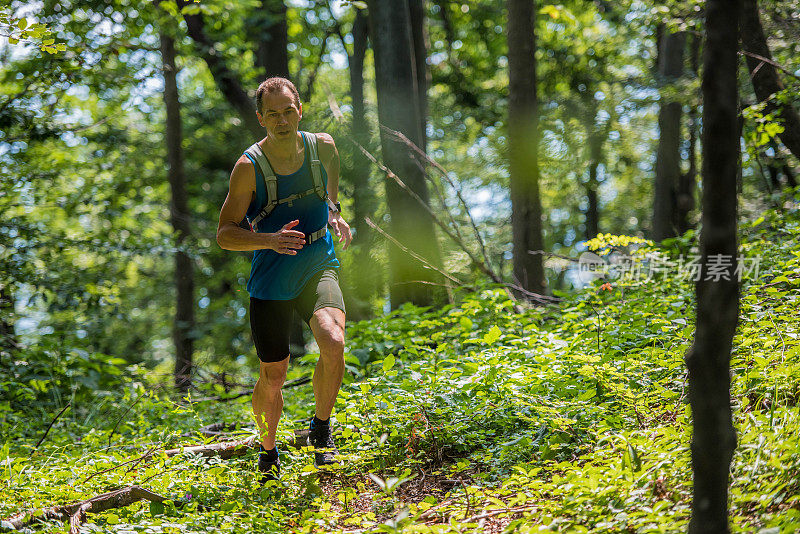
[328, 211, 352, 250]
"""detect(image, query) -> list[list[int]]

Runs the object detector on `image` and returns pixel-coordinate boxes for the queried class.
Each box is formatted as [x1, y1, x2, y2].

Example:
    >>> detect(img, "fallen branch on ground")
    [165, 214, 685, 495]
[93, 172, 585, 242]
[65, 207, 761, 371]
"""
[461, 504, 537, 523]
[168, 428, 313, 456]
[1, 485, 167, 534]
[163, 436, 257, 459]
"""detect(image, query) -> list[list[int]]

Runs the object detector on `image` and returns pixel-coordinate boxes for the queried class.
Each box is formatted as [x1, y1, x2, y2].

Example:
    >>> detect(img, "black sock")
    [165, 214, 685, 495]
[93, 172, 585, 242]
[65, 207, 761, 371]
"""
[311, 416, 329, 429]
[259, 446, 279, 462]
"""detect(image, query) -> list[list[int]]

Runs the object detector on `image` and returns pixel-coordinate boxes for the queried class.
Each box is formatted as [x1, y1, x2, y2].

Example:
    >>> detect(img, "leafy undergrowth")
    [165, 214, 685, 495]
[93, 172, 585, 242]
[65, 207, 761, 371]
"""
[2, 199, 800, 533]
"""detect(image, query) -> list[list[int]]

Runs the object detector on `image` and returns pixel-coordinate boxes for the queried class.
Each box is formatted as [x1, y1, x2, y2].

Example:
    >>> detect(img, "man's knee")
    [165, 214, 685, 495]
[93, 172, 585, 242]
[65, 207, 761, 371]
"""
[312, 308, 345, 358]
[319, 327, 345, 357]
[258, 359, 289, 392]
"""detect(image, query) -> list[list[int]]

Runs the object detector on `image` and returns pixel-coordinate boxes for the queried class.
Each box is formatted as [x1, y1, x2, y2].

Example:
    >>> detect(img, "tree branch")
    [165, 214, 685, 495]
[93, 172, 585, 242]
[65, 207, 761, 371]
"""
[739, 50, 800, 82]
[323, 91, 503, 284]
[302, 29, 335, 102]
[34, 402, 71, 450]
[364, 216, 464, 286]
[380, 125, 495, 274]
[2, 486, 168, 532]
[173, 0, 262, 137]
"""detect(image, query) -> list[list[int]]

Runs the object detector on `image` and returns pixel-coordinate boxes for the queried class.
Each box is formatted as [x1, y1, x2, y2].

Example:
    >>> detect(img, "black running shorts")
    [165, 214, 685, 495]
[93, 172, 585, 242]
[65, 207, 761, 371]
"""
[249, 269, 345, 363]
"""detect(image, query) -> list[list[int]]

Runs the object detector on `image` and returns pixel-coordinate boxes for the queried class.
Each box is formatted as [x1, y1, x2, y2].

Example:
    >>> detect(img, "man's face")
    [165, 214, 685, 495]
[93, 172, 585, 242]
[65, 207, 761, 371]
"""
[257, 88, 302, 140]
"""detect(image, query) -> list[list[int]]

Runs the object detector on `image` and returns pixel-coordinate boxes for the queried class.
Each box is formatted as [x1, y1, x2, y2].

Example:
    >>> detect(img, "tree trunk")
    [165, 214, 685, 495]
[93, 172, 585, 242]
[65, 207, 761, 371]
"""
[348, 9, 378, 319]
[409, 0, 428, 154]
[584, 111, 604, 240]
[677, 33, 701, 235]
[685, 0, 740, 531]
[367, 0, 442, 308]
[160, 32, 195, 393]
[178, 0, 263, 138]
[783, 163, 798, 187]
[0, 284, 16, 352]
[652, 29, 686, 241]
[507, 0, 545, 296]
[252, 0, 289, 79]
[741, 0, 800, 161]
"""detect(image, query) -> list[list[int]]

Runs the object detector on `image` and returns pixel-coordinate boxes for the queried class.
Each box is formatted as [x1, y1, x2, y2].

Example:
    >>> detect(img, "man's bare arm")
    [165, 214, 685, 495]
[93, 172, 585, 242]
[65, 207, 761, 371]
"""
[217, 156, 306, 254]
[317, 133, 352, 250]
[317, 132, 340, 204]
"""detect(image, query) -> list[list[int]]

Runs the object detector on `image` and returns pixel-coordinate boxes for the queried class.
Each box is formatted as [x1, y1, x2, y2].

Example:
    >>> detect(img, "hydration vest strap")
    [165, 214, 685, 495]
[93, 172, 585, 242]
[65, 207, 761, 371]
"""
[305, 225, 328, 244]
[245, 133, 328, 231]
[245, 142, 278, 230]
[304, 132, 328, 202]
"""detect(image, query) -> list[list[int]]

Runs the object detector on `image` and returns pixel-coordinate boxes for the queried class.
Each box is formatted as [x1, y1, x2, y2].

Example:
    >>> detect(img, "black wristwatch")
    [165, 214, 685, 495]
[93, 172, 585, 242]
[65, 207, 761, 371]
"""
[328, 200, 341, 214]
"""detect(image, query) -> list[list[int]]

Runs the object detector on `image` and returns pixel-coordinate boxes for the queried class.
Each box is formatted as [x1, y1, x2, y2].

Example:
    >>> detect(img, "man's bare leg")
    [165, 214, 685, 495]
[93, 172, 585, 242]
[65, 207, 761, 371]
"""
[310, 307, 346, 420]
[252, 357, 289, 449]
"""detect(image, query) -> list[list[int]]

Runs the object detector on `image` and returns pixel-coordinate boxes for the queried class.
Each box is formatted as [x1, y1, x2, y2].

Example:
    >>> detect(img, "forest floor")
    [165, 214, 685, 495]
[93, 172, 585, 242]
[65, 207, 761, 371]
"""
[2, 198, 800, 533]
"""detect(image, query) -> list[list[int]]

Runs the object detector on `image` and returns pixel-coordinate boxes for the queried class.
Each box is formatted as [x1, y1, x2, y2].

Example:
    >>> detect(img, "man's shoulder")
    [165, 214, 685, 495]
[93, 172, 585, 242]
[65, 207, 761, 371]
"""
[307, 132, 337, 160]
[229, 154, 256, 191]
[233, 153, 256, 175]
[310, 131, 335, 144]
[235, 153, 253, 166]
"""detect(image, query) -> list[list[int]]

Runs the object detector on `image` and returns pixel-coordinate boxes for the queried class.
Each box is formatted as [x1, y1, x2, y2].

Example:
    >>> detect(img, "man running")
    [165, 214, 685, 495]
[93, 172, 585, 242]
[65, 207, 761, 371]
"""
[216, 77, 352, 482]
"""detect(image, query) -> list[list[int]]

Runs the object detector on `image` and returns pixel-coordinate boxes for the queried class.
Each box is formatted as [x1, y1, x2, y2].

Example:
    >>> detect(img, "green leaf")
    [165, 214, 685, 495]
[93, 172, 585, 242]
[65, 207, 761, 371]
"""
[149, 501, 164, 516]
[540, 5, 560, 18]
[626, 442, 642, 472]
[382, 354, 395, 373]
[483, 325, 502, 345]
[17, 18, 27, 30]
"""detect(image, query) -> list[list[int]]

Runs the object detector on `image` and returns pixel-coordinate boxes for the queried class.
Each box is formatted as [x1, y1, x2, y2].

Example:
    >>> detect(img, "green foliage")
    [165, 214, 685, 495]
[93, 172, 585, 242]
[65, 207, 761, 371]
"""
[2, 0, 800, 531]
[2, 200, 799, 532]
[0, 6, 65, 53]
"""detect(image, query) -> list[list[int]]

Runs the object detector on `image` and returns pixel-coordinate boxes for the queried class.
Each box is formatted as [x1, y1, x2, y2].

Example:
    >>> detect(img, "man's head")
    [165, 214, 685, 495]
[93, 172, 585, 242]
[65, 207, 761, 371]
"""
[256, 77, 302, 140]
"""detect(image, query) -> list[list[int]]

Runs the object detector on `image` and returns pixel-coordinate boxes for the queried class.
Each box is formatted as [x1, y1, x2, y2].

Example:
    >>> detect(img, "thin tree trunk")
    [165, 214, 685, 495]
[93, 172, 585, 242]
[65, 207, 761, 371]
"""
[585, 110, 604, 240]
[348, 9, 378, 319]
[783, 163, 797, 188]
[507, 0, 545, 296]
[652, 29, 686, 241]
[586, 166, 599, 240]
[160, 33, 195, 393]
[741, 0, 800, 161]
[0, 285, 16, 351]
[253, 0, 289, 79]
[367, 0, 442, 308]
[685, 0, 740, 531]
[764, 141, 798, 188]
[677, 33, 700, 235]
[409, 0, 428, 154]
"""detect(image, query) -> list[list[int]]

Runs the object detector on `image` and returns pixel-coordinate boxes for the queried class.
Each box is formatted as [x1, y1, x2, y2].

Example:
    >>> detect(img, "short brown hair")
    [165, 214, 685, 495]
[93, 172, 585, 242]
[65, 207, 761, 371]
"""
[256, 77, 300, 114]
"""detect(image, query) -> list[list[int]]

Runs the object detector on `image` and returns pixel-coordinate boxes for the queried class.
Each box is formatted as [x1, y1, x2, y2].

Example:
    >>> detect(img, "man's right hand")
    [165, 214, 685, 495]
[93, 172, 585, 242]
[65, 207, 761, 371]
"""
[268, 219, 305, 255]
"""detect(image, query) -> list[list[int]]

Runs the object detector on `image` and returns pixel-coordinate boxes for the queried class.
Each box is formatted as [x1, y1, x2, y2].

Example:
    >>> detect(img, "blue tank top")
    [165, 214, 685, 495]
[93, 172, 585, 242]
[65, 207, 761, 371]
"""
[244, 131, 339, 300]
